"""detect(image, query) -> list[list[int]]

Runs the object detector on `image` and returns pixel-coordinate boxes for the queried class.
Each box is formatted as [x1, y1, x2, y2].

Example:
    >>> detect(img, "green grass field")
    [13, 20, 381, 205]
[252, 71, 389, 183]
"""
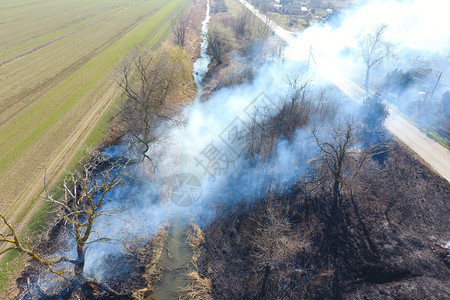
[0, 0, 185, 210]
[0, 0, 188, 293]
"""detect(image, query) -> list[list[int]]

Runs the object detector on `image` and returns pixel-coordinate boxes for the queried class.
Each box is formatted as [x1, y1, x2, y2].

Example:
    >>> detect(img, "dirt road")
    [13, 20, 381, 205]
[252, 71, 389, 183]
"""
[238, 0, 450, 182]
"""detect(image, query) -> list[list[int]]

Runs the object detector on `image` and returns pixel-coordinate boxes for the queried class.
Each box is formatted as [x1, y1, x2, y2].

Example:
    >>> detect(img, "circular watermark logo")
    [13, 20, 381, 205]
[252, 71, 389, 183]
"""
[170, 173, 202, 207]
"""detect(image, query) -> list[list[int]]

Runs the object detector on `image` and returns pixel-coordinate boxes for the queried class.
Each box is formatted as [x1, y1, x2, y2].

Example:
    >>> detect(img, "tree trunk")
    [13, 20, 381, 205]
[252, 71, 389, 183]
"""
[258, 266, 271, 300]
[365, 67, 370, 95]
[332, 268, 340, 300]
[332, 176, 340, 211]
[75, 245, 85, 281]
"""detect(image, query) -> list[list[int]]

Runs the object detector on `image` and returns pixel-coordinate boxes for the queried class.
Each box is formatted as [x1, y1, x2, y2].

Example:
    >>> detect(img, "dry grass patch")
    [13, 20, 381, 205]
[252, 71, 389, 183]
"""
[132, 225, 169, 300]
[180, 223, 212, 300]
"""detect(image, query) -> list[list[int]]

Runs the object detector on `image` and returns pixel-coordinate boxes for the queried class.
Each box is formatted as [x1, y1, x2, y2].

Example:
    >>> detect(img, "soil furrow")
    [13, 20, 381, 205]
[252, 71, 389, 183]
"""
[0, 6, 154, 129]
[0, 0, 148, 68]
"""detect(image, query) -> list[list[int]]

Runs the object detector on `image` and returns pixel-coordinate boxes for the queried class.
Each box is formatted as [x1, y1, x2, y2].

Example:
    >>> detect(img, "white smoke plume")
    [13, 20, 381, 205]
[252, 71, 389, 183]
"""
[71, 0, 449, 280]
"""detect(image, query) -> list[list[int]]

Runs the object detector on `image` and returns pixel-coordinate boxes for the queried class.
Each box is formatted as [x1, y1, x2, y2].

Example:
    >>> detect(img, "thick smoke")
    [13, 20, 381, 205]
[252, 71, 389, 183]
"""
[62, 0, 449, 281]
[286, 0, 449, 110]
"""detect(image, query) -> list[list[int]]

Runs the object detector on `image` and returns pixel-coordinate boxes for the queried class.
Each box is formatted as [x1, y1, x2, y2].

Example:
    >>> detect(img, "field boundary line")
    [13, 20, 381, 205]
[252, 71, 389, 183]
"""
[0, 1, 158, 130]
[0, 0, 149, 68]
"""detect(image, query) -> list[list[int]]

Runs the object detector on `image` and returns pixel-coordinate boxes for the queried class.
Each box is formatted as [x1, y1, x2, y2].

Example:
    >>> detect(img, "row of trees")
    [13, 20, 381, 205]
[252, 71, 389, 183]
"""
[201, 15, 393, 298]
[191, 9, 392, 299]
[206, 7, 275, 65]
[236, 103, 388, 299]
[1, 10, 194, 296]
[0, 7, 394, 298]
[211, 95, 388, 299]
[226, 62, 389, 297]
[117, 44, 192, 164]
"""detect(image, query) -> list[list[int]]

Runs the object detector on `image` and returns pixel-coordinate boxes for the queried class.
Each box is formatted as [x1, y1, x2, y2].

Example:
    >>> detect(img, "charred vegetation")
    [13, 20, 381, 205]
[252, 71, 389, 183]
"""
[2, 1, 449, 299]
[201, 136, 449, 299]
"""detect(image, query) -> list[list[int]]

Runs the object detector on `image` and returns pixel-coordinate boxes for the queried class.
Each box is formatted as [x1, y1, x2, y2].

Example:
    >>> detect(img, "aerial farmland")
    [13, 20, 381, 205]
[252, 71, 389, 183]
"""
[1, 0, 449, 298]
[0, 0, 187, 291]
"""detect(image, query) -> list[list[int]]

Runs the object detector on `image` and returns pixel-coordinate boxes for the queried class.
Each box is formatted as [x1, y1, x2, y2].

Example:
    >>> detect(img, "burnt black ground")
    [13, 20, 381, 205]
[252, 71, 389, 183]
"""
[200, 140, 450, 300]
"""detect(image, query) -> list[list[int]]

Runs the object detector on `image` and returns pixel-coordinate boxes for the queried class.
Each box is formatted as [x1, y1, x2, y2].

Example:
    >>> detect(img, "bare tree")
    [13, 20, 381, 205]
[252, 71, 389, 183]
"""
[235, 8, 253, 38]
[252, 18, 274, 52]
[285, 72, 312, 115]
[312, 122, 373, 300]
[116, 45, 192, 163]
[42, 153, 125, 279]
[172, 11, 190, 47]
[206, 25, 233, 65]
[275, 72, 312, 137]
[359, 24, 392, 94]
[313, 120, 376, 212]
[1, 153, 126, 296]
[313, 122, 357, 210]
[249, 206, 298, 300]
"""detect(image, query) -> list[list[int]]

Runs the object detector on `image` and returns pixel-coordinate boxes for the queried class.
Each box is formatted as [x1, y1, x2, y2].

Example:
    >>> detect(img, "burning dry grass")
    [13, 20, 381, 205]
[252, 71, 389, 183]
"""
[180, 223, 212, 300]
[132, 225, 169, 300]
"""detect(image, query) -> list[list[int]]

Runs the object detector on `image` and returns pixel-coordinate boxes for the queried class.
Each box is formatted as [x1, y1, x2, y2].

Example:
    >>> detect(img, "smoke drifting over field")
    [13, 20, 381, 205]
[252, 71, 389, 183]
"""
[62, 0, 450, 282]
[289, 0, 449, 57]
[84, 60, 327, 280]
[287, 0, 449, 103]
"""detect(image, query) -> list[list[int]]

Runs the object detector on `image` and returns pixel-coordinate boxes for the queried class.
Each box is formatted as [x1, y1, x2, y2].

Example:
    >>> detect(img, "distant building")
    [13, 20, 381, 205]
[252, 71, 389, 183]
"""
[278, 4, 309, 15]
